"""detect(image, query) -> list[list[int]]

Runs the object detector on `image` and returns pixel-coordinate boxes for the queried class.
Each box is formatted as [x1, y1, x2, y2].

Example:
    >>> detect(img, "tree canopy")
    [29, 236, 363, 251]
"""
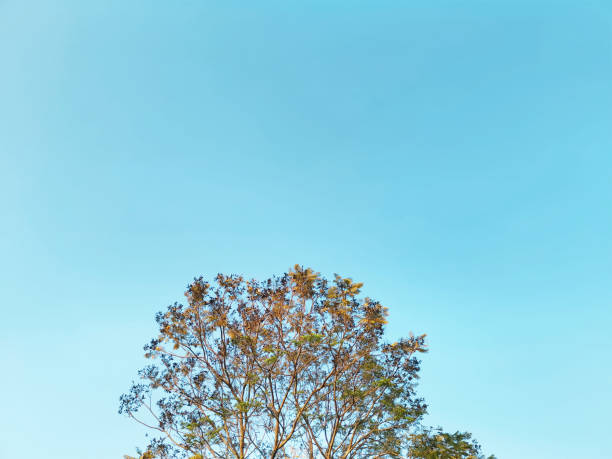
[120, 266, 492, 459]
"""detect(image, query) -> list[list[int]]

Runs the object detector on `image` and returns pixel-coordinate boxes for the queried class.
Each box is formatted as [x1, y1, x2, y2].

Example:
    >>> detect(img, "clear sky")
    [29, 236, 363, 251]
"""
[1, 1, 610, 458]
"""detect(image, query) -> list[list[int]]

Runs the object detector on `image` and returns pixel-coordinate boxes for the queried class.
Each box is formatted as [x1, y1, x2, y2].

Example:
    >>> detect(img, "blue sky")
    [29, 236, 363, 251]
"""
[1, 1, 610, 458]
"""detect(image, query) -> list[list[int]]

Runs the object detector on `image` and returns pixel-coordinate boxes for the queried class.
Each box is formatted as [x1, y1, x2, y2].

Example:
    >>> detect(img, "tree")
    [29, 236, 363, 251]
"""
[408, 428, 496, 459]
[120, 266, 491, 459]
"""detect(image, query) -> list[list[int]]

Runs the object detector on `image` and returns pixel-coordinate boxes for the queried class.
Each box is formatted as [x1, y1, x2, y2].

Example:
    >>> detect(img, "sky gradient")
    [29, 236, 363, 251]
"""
[1, 1, 611, 458]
